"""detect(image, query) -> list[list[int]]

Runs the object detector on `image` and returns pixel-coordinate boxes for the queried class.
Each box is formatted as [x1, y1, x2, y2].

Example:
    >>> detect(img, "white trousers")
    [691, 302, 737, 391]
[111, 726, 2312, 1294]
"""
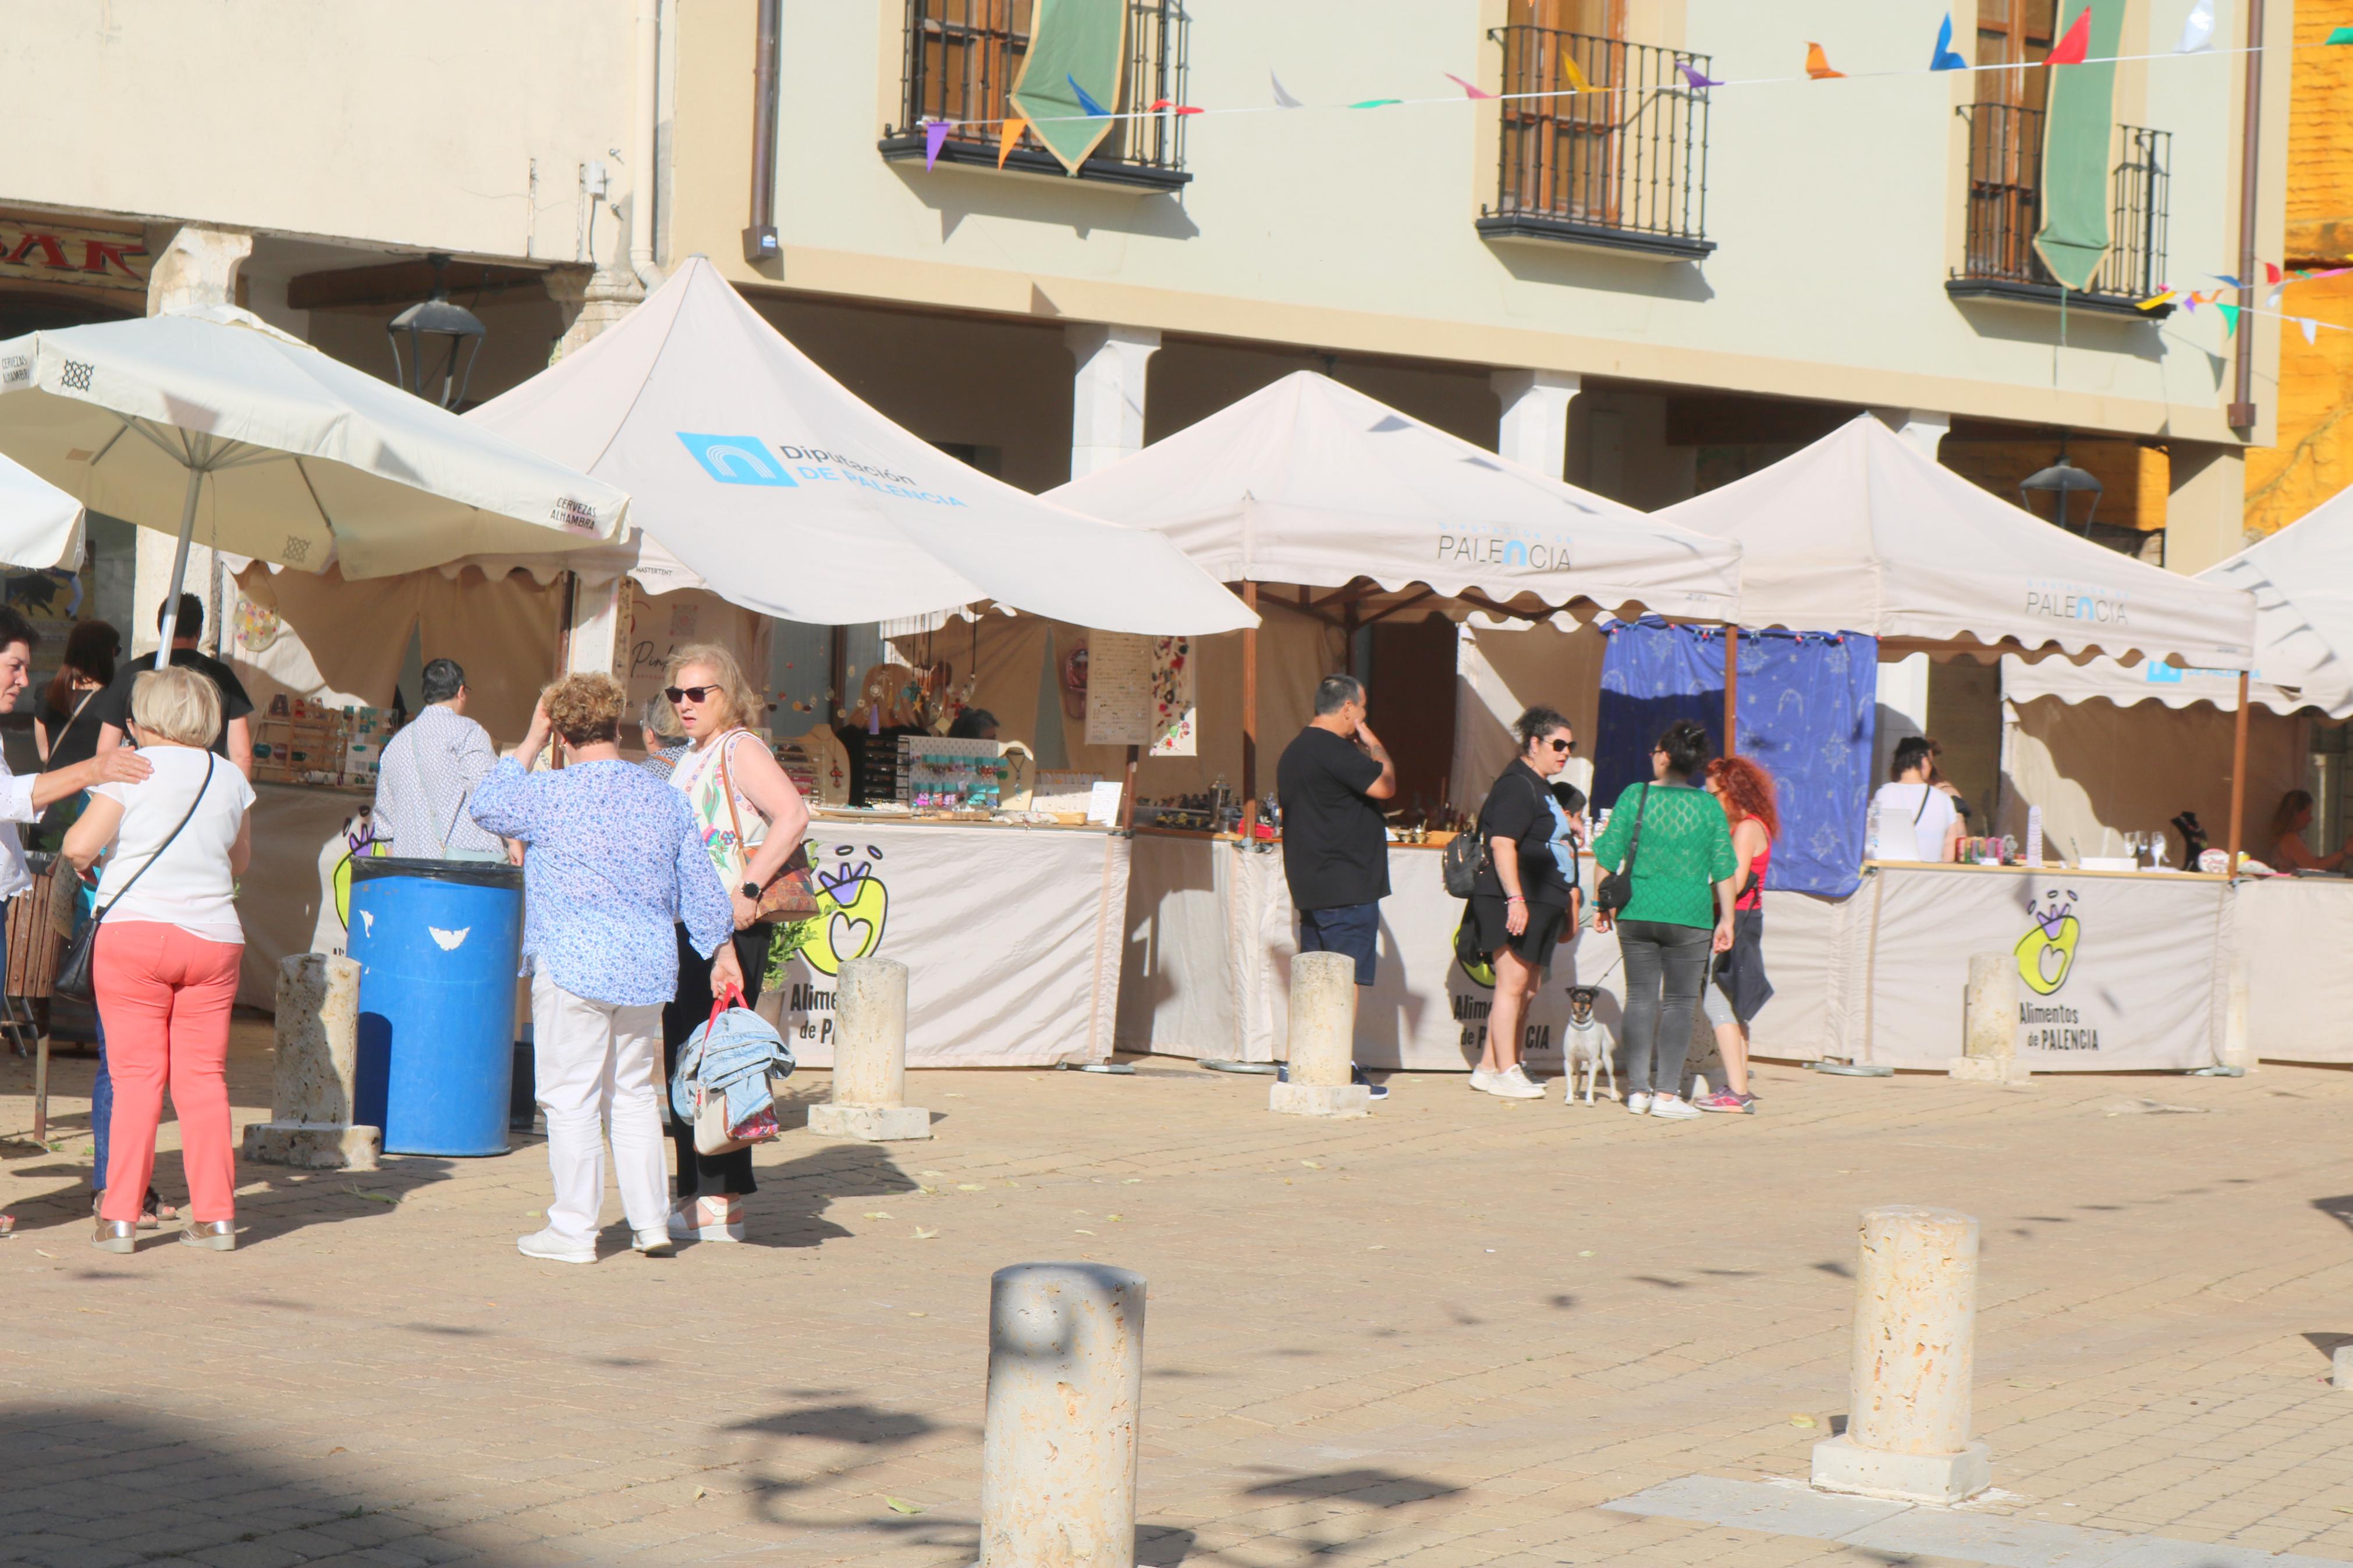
[531, 968, 668, 1247]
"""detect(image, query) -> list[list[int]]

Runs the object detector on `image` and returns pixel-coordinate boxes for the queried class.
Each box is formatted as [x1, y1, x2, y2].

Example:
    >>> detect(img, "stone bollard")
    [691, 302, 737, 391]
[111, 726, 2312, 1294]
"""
[1270, 951, 1371, 1117]
[1949, 953, 2029, 1085]
[1812, 1206, 1992, 1503]
[241, 954, 381, 1170]
[980, 1263, 1145, 1568]
[2333, 1345, 2353, 1391]
[808, 957, 929, 1141]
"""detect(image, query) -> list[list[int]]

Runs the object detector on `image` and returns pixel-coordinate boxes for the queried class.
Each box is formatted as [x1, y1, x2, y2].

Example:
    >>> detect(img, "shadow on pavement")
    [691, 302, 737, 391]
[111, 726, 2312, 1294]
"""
[735, 1137, 921, 1250]
[2, 1405, 501, 1565]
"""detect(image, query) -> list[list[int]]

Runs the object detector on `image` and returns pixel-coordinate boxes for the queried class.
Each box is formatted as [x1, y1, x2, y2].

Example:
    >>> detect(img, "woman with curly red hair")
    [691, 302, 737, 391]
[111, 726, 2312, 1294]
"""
[1696, 754, 1778, 1114]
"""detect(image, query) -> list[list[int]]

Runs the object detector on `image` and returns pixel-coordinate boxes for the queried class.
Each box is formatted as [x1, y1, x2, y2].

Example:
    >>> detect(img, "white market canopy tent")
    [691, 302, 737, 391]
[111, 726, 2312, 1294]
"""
[1651, 414, 2258, 669]
[466, 256, 1252, 635]
[1044, 369, 1742, 622]
[2003, 480, 2353, 718]
[0, 449, 83, 570]
[0, 305, 627, 581]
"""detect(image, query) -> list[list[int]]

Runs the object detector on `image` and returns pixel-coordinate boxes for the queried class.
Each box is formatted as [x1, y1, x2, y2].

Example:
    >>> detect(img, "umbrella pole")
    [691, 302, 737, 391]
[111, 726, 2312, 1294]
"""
[154, 467, 204, 671]
[2226, 669, 2251, 876]
[1240, 581, 1259, 833]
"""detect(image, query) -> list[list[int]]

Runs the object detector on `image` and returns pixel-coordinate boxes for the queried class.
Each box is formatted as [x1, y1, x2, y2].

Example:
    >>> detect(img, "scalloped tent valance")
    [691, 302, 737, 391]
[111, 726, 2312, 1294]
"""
[1042, 369, 1742, 624]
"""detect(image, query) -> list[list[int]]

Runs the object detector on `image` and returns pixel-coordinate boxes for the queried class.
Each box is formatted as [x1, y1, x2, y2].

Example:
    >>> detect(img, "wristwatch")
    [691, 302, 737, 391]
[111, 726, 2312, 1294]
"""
[740, 881, 761, 901]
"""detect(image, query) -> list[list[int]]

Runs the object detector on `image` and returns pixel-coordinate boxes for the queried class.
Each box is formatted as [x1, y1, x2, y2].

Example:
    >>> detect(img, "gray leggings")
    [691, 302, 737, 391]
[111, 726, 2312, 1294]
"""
[1617, 919, 1715, 1096]
[1701, 971, 1736, 1029]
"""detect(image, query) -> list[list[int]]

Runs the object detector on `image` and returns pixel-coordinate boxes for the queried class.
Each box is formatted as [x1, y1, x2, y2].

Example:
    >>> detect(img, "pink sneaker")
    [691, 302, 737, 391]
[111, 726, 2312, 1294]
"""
[1694, 1090, 1755, 1114]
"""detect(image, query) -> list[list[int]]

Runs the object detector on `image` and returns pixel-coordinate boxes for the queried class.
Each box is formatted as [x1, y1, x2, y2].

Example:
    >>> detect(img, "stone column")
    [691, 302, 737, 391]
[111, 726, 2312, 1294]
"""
[1950, 954, 2028, 1083]
[1067, 324, 1159, 480]
[808, 957, 930, 1141]
[546, 265, 645, 364]
[1871, 407, 1951, 461]
[2164, 443, 2249, 575]
[1270, 951, 1371, 1117]
[1873, 655, 1932, 786]
[242, 954, 381, 1169]
[980, 1262, 1145, 1568]
[1812, 1206, 1992, 1503]
[135, 226, 254, 658]
[1493, 369, 1581, 479]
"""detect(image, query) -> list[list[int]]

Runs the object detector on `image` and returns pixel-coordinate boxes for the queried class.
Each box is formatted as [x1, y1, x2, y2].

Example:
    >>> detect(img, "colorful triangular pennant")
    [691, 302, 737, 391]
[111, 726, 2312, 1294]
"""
[2047, 7, 2092, 65]
[1066, 75, 1112, 118]
[997, 116, 1027, 167]
[1805, 42, 1844, 79]
[1930, 14, 1968, 71]
[923, 120, 952, 170]
[1444, 72, 1495, 100]
[1270, 70, 1303, 108]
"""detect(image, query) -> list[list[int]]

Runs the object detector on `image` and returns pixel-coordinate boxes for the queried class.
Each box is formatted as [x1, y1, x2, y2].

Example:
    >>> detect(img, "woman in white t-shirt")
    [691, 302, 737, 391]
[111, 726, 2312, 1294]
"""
[62, 666, 256, 1256]
[1868, 736, 1963, 863]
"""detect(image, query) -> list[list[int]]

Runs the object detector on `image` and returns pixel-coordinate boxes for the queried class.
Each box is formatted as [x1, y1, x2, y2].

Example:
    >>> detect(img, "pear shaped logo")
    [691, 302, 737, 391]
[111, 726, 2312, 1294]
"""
[2014, 890, 2081, 996]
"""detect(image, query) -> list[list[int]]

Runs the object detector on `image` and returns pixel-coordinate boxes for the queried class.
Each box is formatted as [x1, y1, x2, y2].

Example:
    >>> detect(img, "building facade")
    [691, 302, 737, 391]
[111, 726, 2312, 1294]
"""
[0, 1, 2299, 787]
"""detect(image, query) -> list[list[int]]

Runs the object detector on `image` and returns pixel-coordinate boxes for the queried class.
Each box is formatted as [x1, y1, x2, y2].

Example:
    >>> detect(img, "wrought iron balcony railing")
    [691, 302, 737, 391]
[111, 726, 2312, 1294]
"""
[1948, 105, 2170, 315]
[879, 0, 1190, 190]
[1476, 26, 1713, 259]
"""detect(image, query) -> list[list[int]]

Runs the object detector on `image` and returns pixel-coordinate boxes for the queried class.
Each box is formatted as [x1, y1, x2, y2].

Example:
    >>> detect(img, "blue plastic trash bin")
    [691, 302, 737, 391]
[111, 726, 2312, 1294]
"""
[349, 857, 524, 1157]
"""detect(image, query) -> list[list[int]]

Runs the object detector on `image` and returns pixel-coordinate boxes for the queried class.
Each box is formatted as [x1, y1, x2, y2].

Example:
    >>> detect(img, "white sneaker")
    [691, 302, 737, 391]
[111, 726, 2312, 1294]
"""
[632, 1228, 674, 1257]
[1468, 1068, 1501, 1095]
[1648, 1095, 1702, 1121]
[1625, 1091, 1653, 1115]
[1496, 1065, 1545, 1100]
[517, 1228, 595, 1264]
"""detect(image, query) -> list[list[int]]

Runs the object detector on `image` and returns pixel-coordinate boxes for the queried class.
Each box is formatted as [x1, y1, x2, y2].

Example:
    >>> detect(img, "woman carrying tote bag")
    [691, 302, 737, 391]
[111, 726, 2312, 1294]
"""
[660, 643, 810, 1243]
[62, 667, 254, 1254]
[1588, 720, 1737, 1123]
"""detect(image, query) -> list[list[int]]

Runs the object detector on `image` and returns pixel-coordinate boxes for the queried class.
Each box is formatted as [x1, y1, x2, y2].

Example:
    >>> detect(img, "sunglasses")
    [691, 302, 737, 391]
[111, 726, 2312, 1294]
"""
[664, 684, 719, 705]
[1546, 738, 1575, 754]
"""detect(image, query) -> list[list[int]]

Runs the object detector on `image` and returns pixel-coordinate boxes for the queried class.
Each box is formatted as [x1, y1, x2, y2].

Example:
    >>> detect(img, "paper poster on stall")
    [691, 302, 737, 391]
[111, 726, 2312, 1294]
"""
[1085, 631, 1195, 755]
[1146, 635, 1195, 757]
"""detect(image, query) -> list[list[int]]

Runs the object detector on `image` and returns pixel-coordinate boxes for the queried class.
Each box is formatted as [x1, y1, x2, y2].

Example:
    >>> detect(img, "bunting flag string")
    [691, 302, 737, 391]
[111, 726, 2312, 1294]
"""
[899, 35, 2350, 153]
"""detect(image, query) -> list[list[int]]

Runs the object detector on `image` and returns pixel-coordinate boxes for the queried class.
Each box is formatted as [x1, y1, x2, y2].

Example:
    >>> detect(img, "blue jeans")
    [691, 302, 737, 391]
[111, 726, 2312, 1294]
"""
[90, 1016, 110, 1193]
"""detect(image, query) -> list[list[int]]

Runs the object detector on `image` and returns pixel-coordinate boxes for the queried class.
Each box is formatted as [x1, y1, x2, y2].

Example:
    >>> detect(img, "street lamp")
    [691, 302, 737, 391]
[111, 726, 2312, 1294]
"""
[2018, 450, 2103, 535]
[386, 254, 485, 410]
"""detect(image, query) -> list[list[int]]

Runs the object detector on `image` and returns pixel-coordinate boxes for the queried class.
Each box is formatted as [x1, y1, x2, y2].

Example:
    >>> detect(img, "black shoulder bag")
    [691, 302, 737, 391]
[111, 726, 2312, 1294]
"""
[1441, 767, 1543, 899]
[55, 755, 216, 1005]
[1592, 783, 1651, 915]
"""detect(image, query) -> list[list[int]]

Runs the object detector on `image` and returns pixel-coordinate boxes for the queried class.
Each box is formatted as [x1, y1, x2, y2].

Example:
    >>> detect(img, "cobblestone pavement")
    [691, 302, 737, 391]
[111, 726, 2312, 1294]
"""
[8, 1025, 2353, 1567]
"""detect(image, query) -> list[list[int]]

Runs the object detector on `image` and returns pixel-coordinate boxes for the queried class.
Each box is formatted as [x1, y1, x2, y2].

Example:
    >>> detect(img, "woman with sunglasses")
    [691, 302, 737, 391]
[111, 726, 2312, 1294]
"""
[1589, 720, 1737, 1122]
[1464, 707, 1583, 1100]
[659, 644, 810, 1243]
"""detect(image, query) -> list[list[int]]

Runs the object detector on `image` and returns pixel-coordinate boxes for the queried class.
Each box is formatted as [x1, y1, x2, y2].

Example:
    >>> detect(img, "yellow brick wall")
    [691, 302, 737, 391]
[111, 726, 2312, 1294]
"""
[2249, 9, 2353, 536]
[1943, 439, 2164, 532]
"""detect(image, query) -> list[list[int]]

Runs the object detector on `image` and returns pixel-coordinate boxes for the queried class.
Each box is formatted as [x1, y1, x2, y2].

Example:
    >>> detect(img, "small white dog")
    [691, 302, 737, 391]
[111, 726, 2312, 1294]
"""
[1561, 985, 1618, 1106]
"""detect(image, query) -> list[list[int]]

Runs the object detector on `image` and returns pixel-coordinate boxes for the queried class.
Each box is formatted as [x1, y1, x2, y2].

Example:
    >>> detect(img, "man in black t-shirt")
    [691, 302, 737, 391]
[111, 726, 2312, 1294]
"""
[92, 593, 255, 777]
[1275, 674, 1397, 1097]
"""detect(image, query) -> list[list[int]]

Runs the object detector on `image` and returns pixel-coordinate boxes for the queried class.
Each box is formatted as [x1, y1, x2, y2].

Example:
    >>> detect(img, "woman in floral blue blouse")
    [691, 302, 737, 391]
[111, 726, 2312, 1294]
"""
[470, 674, 735, 1265]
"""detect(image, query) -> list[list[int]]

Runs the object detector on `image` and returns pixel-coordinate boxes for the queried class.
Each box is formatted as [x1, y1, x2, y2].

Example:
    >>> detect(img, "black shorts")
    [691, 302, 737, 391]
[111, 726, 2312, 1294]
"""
[1468, 894, 1570, 969]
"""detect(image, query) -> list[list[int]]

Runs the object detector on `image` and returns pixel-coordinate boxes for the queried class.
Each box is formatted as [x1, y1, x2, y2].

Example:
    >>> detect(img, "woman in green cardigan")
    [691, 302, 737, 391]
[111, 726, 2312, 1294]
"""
[1589, 719, 1737, 1121]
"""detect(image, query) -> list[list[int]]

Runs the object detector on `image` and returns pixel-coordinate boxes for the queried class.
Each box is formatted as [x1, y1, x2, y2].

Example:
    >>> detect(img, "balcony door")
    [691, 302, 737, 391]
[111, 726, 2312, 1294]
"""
[1969, 0, 2057, 280]
[1502, 0, 1627, 227]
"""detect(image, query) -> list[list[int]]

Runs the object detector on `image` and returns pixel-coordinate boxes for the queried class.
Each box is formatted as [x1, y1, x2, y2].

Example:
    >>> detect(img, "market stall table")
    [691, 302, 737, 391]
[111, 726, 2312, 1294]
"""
[2231, 873, 2353, 1064]
[1744, 861, 2233, 1072]
[1119, 829, 1624, 1071]
[758, 811, 1130, 1069]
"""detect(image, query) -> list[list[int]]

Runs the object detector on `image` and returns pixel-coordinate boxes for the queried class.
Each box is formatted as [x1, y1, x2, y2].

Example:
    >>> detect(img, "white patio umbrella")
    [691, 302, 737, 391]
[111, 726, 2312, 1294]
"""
[0, 304, 629, 666]
[0, 447, 84, 570]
